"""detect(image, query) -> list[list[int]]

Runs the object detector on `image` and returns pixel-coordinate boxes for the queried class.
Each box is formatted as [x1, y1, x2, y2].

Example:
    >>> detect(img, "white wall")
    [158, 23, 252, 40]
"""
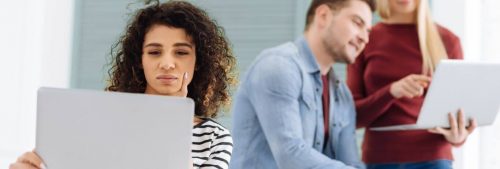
[479, 0, 500, 168]
[0, 0, 74, 168]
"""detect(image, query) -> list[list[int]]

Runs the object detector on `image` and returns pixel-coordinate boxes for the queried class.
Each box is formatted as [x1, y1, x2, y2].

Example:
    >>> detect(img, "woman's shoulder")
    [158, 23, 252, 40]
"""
[192, 118, 233, 152]
[369, 22, 390, 34]
[435, 24, 460, 42]
[193, 118, 231, 136]
[435, 24, 462, 56]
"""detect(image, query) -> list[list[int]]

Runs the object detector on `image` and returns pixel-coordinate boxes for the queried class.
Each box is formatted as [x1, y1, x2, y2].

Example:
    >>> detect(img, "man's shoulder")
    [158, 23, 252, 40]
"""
[251, 42, 303, 71]
[241, 42, 305, 90]
[256, 42, 298, 62]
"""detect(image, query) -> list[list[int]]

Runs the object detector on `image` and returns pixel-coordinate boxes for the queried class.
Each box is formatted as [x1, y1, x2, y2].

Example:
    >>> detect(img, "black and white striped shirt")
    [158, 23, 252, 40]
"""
[192, 118, 232, 169]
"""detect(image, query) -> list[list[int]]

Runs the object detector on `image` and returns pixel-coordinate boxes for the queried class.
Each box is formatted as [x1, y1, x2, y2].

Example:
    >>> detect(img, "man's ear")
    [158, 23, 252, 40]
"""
[314, 4, 332, 30]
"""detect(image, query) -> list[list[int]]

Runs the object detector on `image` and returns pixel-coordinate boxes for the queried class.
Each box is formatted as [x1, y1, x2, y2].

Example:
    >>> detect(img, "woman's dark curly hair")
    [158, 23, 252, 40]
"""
[106, 0, 237, 118]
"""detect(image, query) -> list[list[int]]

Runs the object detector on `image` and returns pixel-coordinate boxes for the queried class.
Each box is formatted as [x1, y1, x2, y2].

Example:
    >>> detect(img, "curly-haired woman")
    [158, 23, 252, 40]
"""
[10, 1, 236, 169]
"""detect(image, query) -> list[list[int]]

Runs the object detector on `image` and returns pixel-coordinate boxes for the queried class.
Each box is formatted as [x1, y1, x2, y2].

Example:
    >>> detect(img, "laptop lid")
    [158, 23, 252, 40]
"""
[35, 87, 194, 169]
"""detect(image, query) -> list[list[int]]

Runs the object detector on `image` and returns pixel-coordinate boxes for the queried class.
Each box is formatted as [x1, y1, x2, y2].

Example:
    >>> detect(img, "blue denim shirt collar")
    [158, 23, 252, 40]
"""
[294, 36, 321, 74]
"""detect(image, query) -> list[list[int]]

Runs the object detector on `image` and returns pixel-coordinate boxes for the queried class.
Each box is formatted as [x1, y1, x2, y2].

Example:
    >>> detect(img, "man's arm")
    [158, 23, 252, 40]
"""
[335, 93, 365, 169]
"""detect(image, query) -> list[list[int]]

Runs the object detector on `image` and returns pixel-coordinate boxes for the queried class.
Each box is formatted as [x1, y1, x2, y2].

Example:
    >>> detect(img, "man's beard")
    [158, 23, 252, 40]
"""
[321, 36, 348, 64]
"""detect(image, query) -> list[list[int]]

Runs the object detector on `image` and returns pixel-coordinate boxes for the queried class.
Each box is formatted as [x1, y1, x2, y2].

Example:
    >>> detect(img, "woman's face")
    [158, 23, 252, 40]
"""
[389, 0, 419, 15]
[142, 24, 196, 95]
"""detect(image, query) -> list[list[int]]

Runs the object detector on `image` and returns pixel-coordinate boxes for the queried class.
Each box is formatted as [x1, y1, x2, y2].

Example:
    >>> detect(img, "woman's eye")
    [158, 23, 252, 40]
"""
[148, 51, 161, 56]
[176, 51, 189, 56]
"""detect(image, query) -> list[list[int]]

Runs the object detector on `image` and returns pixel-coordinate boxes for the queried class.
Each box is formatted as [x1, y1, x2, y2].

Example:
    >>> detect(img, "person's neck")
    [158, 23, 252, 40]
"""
[385, 13, 416, 24]
[193, 117, 203, 125]
[304, 32, 334, 76]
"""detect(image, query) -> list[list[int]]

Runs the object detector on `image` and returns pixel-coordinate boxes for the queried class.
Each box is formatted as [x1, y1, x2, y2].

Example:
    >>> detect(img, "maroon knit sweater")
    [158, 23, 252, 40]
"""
[347, 22, 463, 163]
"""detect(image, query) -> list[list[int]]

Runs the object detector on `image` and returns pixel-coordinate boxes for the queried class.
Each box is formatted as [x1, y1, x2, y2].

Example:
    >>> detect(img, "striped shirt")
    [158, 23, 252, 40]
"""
[192, 118, 232, 169]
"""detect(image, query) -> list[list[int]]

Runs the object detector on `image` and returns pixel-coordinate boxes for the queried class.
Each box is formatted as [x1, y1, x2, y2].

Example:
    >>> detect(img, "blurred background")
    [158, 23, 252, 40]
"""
[1, 0, 499, 168]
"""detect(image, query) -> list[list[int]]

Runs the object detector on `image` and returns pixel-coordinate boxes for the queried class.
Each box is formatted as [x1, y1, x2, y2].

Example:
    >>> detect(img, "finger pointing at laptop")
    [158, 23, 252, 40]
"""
[390, 74, 431, 99]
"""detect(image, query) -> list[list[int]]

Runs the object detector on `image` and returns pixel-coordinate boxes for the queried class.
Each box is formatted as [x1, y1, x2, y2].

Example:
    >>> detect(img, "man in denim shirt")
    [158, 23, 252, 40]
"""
[230, 0, 374, 168]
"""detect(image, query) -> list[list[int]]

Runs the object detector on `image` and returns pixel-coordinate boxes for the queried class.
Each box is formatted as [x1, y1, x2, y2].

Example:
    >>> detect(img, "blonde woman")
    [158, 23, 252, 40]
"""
[347, 0, 476, 168]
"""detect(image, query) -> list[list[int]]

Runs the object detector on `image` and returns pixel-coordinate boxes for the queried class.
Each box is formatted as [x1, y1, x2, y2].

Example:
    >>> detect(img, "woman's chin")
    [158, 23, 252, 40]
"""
[157, 89, 178, 96]
[145, 86, 179, 96]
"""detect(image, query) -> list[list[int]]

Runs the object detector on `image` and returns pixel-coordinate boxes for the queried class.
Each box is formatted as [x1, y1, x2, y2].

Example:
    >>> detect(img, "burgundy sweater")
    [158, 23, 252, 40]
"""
[347, 23, 463, 163]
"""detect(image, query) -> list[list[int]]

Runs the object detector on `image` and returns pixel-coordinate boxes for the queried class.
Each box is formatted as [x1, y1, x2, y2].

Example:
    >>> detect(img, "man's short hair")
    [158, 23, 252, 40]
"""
[304, 0, 375, 30]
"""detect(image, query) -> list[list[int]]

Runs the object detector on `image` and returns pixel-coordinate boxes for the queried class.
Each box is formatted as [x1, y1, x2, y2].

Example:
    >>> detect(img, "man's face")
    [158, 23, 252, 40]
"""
[321, 0, 372, 64]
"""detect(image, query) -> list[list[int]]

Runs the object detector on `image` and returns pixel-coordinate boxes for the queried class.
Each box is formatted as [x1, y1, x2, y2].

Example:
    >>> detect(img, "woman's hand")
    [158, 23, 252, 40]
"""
[171, 72, 189, 97]
[390, 74, 431, 99]
[428, 109, 477, 145]
[9, 151, 44, 169]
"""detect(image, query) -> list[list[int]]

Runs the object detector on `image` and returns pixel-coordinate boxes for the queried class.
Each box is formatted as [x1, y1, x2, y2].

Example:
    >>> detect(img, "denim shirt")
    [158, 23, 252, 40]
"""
[230, 37, 365, 169]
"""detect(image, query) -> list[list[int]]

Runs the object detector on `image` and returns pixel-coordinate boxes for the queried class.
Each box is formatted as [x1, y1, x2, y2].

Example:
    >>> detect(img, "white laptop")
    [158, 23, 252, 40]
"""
[371, 60, 500, 131]
[35, 87, 194, 169]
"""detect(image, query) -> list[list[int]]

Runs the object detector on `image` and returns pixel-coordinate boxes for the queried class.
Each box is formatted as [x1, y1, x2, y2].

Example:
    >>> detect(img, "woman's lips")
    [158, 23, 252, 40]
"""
[156, 74, 178, 85]
[397, 0, 411, 5]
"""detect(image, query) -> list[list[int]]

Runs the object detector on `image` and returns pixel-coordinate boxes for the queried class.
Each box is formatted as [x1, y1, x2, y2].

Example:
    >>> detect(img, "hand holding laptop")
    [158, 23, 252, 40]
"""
[9, 151, 44, 169]
[428, 109, 477, 145]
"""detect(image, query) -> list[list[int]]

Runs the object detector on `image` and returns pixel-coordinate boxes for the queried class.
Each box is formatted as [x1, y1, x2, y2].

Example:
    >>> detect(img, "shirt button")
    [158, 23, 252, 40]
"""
[316, 142, 320, 145]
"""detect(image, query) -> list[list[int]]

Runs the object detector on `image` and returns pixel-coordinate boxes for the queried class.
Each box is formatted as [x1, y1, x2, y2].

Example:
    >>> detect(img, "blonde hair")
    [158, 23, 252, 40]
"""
[376, 0, 448, 74]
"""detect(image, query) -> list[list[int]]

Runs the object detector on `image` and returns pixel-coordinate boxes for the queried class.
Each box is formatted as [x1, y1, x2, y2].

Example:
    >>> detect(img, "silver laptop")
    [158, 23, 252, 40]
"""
[35, 87, 194, 169]
[371, 60, 500, 131]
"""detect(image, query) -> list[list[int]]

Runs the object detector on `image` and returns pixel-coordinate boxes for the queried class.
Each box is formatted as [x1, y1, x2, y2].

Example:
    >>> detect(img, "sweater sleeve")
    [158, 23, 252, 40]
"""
[347, 52, 397, 128]
[438, 25, 464, 60]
